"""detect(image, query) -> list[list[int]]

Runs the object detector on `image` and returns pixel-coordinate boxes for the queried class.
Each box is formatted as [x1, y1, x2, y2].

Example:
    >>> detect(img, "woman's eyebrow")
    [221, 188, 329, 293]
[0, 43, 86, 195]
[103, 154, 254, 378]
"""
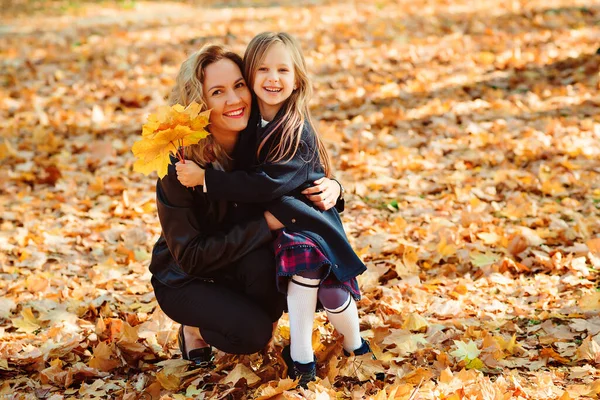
[208, 78, 244, 92]
[207, 84, 224, 92]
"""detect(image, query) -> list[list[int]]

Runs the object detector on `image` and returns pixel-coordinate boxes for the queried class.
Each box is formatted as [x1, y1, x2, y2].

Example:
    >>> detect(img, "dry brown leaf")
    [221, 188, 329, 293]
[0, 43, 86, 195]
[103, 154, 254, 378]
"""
[88, 342, 121, 372]
[220, 363, 261, 387]
[254, 378, 297, 400]
[575, 336, 600, 364]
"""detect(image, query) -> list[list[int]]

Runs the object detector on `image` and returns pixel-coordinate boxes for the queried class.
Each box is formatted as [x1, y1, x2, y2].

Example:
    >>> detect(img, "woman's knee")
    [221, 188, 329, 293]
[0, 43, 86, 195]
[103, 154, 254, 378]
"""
[240, 321, 272, 353]
[204, 311, 273, 354]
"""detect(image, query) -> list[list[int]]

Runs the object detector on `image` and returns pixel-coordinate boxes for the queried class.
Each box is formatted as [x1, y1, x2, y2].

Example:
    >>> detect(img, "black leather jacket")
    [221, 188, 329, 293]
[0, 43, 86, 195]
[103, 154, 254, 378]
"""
[204, 114, 366, 283]
[149, 162, 274, 288]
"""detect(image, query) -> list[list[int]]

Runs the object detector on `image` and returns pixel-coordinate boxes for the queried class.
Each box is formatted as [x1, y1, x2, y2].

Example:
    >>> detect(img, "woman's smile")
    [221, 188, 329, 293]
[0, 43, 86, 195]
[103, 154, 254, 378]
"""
[223, 107, 246, 118]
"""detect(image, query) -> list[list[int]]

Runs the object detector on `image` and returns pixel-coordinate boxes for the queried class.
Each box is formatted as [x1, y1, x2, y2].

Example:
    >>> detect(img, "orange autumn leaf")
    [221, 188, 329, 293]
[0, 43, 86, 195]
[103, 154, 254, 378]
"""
[540, 347, 570, 364]
[587, 238, 600, 255]
[88, 342, 121, 372]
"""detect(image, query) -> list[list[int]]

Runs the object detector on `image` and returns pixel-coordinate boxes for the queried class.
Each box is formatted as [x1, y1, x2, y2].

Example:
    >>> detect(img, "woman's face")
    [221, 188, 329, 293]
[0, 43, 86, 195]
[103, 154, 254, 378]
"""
[202, 58, 252, 139]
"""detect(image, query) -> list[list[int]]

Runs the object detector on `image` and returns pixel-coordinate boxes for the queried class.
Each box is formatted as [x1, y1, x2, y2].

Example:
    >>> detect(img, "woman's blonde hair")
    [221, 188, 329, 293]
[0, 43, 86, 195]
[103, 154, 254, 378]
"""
[243, 32, 331, 176]
[169, 44, 244, 170]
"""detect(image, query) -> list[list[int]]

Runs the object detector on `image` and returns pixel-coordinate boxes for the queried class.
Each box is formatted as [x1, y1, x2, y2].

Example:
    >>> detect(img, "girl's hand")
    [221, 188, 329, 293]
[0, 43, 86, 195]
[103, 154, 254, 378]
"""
[264, 211, 284, 230]
[301, 177, 341, 211]
[175, 160, 205, 188]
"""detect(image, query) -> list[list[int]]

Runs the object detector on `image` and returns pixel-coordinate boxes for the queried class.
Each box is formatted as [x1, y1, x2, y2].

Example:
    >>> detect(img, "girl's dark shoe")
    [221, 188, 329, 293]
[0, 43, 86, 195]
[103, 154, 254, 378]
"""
[292, 360, 317, 388]
[343, 339, 385, 381]
[282, 345, 316, 388]
[178, 325, 214, 368]
[343, 338, 372, 357]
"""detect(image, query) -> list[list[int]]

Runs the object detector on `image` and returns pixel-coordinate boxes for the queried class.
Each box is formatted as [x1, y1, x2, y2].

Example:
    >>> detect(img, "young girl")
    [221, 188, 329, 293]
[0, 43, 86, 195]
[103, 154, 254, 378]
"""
[176, 32, 376, 386]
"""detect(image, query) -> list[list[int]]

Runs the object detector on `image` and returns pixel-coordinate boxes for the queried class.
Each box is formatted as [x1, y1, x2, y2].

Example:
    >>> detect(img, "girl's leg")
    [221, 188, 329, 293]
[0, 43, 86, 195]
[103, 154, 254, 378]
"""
[287, 268, 323, 363]
[319, 286, 363, 353]
[152, 277, 274, 354]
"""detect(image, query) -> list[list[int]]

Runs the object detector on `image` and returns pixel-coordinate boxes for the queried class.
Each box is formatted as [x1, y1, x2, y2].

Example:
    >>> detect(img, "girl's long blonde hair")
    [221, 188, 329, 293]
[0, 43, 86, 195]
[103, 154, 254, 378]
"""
[243, 32, 332, 176]
[169, 45, 243, 170]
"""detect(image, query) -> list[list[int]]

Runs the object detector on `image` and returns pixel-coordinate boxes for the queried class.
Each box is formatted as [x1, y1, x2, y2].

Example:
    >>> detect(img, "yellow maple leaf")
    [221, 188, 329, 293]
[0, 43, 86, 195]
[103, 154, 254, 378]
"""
[495, 334, 522, 356]
[450, 340, 481, 362]
[132, 103, 211, 178]
[402, 312, 429, 332]
[465, 357, 485, 370]
[12, 307, 41, 334]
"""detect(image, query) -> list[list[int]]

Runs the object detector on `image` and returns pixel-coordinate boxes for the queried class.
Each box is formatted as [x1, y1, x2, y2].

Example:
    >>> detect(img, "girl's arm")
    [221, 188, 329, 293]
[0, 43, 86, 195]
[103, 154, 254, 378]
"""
[157, 163, 274, 278]
[204, 155, 310, 203]
[301, 177, 344, 212]
[204, 126, 319, 202]
[175, 160, 344, 211]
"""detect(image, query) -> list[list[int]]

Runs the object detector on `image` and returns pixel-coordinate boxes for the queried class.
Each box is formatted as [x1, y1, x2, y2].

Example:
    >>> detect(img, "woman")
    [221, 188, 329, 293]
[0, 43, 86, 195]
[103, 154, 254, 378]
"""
[149, 44, 344, 364]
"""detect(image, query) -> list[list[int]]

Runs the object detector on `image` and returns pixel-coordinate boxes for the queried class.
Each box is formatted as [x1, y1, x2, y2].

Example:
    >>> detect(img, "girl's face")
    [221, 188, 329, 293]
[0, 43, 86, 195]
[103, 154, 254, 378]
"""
[203, 58, 252, 138]
[253, 42, 296, 121]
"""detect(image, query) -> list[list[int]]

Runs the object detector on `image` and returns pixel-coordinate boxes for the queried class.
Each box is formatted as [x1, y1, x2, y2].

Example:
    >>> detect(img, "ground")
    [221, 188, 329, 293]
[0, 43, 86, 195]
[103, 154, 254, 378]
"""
[0, 0, 599, 399]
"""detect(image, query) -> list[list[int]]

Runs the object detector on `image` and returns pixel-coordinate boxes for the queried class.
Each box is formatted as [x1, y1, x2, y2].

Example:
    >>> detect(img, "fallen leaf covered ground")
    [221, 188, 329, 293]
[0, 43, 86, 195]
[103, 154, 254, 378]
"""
[1, 0, 600, 399]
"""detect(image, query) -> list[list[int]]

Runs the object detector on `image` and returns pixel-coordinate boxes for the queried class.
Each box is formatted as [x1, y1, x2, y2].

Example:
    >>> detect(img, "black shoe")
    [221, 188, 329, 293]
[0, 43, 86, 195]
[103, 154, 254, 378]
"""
[292, 360, 316, 388]
[178, 325, 214, 368]
[343, 339, 385, 381]
[282, 345, 316, 388]
[282, 344, 294, 375]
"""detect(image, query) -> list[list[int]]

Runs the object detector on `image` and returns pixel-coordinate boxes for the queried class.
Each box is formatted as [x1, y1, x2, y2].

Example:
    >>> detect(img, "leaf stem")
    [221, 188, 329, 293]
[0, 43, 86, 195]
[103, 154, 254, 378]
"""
[179, 139, 185, 164]
[170, 142, 184, 163]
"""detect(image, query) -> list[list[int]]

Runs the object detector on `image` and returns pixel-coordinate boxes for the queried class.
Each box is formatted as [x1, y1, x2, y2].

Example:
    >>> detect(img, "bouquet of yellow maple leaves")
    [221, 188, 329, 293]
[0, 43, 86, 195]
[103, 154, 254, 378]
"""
[132, 102, 210, 178]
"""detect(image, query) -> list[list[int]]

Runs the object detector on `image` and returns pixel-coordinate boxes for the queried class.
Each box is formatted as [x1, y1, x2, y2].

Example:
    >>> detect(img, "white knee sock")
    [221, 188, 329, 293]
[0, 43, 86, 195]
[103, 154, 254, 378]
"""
[325, 294, 363, 352]
[287, 275, 320, 364]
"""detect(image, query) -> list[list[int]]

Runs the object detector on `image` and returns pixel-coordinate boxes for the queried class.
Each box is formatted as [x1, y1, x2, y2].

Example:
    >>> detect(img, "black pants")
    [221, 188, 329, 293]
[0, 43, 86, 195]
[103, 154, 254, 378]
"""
[152, 245, 285, 355]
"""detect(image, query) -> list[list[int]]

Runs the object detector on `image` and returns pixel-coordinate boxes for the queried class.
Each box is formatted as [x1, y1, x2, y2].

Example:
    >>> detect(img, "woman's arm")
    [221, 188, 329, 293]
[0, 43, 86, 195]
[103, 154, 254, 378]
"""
[157, 163, 274, 278]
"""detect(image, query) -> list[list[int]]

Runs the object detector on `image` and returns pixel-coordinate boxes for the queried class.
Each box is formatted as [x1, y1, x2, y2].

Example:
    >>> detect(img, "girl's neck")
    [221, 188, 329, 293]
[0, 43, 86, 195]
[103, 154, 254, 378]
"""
[258, 101, 282, 122]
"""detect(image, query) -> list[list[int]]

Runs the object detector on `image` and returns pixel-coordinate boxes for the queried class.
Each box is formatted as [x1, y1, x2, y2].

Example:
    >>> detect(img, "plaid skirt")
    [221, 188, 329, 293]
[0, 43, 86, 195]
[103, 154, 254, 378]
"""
[274, 229, 361, 301]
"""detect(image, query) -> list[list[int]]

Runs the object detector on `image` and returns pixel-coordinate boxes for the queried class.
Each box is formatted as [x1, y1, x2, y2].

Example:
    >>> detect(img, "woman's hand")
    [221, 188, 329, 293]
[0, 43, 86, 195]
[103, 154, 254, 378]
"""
[301, 177, 341, 211]
[264, 211, 284, 231]
[176, 160, 205, 188]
